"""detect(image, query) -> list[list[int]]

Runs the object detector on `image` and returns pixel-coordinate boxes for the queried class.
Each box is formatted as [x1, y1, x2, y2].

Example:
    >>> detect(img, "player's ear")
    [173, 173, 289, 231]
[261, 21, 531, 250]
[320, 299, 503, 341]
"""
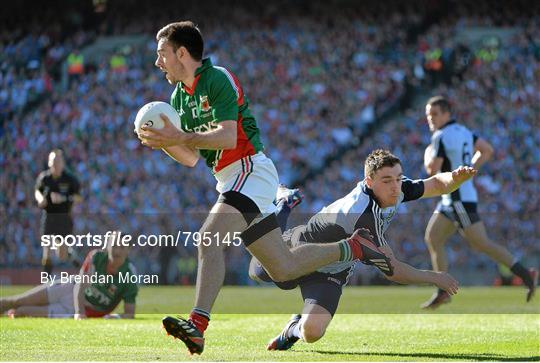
[175, 46, 185, 61]
[365, 176, 373, 188]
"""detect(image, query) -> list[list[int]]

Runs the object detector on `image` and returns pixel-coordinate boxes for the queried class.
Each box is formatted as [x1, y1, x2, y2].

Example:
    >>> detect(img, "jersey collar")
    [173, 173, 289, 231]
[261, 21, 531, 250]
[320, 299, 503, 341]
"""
[181, 58, 212, 96]
[440, 119, 457, 129]
[195, 58, 212, 76]
[360, 180, 397, 210]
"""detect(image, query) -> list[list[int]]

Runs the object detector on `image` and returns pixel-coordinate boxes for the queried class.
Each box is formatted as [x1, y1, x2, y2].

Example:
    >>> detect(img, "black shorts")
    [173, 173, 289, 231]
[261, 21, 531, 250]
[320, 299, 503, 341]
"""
[41, 214, 73, 237]
[250, 258, 348, 315]
[299, 270, 349, 316]
[436, 201, 481, 230]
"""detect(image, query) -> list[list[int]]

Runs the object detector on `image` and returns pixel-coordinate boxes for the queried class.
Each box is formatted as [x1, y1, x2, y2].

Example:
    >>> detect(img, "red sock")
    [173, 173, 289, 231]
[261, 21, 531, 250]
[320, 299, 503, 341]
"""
[347, 237, 364, 260]
[189, 311, 209, 334]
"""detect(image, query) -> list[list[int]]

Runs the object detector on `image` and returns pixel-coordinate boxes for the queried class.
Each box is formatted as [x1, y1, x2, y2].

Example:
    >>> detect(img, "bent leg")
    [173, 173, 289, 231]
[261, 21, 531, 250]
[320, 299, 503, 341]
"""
[461, 221, 513, 266]
[10, 305, 49, 317]
[0, 284, 49, 313]
[246, 226, 341, 282]
[299, 303, 333, 343]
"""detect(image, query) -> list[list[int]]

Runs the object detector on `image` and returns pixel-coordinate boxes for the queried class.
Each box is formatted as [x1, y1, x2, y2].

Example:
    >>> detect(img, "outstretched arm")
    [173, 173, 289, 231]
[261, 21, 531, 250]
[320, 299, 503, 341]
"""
[379, 245, 459, 295]
[421, 166, 477, 198]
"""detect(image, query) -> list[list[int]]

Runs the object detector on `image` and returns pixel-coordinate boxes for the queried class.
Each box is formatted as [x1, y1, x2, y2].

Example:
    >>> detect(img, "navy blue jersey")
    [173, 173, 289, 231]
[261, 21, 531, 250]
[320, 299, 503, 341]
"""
[299, 178, 424, 274]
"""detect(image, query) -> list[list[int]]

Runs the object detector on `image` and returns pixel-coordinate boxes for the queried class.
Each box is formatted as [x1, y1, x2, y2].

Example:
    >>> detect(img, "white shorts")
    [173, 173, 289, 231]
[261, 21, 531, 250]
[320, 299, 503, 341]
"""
[46, 282, 75, 318]
[215, 152, 279, 214]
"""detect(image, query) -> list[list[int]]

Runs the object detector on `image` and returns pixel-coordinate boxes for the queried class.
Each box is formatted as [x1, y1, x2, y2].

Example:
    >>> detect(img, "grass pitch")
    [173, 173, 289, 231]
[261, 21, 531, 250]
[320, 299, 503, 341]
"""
[1, 286, 539, 361]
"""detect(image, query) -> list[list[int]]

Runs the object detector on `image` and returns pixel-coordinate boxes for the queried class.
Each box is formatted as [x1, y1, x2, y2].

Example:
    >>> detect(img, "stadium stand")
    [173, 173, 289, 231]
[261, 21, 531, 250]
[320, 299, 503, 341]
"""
[1, 0, 538, 286]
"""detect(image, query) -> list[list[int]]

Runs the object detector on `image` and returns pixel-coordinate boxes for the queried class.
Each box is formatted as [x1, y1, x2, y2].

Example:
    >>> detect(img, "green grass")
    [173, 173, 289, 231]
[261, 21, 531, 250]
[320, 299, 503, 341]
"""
[1, 286, 539, 361]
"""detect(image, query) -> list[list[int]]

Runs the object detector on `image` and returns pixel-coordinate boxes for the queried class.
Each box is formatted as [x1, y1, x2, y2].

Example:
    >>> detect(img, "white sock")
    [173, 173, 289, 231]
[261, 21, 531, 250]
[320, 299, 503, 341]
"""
[291, 321, 302, 339]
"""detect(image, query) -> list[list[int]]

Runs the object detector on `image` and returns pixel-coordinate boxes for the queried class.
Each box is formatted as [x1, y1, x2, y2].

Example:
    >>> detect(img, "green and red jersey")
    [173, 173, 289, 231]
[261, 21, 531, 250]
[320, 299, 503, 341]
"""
[81, 250, 138, 317]
[170, 58, 264, 173]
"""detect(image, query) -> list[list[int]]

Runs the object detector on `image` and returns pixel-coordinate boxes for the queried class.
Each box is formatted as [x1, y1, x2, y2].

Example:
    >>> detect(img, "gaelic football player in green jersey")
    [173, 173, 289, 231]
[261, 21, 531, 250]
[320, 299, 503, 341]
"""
[0, 238, 138, 319]
[136, 21, 391, 355]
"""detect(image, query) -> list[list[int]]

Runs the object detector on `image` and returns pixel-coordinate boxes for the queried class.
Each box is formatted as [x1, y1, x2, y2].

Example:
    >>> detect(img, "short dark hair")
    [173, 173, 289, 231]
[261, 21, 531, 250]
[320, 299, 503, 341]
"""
[364, 149, 401, 178]
[156, 21, 204, 61]
[427, 95, 451, 114]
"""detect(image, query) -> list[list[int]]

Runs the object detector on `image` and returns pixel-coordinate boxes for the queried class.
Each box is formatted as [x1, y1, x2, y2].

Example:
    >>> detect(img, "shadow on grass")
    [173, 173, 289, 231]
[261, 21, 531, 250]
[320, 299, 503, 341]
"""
[307, 350, 539, 361]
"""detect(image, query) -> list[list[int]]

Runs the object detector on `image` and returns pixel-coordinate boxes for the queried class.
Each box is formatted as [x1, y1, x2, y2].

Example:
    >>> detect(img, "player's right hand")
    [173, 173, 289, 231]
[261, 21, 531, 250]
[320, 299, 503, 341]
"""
[434, 271, 459, 295]
[50, 192, 66, 204]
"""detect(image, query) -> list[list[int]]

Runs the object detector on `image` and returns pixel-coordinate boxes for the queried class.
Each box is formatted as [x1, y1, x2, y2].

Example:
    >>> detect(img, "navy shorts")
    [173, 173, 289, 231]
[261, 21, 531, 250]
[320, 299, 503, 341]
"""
[436, 201, 481, 230]
[250, 258, 348, 315]
[299, 270, 349, 316]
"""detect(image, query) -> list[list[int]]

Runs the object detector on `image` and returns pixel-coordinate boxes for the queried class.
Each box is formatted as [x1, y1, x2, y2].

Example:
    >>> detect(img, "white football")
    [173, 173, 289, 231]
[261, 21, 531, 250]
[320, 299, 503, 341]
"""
[134, 101, 182, 131]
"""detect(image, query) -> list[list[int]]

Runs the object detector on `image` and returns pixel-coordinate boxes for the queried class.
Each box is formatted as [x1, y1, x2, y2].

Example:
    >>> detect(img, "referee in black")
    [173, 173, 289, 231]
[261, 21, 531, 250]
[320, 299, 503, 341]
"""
[35, 149, 81, 274]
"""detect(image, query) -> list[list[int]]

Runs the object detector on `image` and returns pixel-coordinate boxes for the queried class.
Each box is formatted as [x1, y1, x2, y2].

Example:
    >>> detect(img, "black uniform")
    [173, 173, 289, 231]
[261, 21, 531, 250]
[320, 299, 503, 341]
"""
[35, 170, 80, 237]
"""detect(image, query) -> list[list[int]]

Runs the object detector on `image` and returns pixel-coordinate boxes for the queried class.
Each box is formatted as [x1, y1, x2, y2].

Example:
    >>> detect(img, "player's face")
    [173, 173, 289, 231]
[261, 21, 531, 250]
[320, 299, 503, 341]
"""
[367, 164, 403, 207]
[108, 243, 130, 264]
[48, 152, 64, 174]
[155, 39, 186, 84]
[425, 104, 450, 132]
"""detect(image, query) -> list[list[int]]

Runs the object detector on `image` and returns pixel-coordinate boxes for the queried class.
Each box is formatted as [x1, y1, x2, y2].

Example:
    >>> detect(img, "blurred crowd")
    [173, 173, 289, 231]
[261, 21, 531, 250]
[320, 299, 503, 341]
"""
[1, 0, 538, 285]
[299, 15, 540, 282]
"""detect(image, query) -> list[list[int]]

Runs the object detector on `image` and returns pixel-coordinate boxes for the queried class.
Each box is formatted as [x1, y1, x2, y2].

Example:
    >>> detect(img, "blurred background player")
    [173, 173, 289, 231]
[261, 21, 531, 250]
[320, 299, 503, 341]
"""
[35, 149, 82, 273]
[251, 149, 471, 350]
[422, 96, 537, 309]
[0, 236, 137, 319]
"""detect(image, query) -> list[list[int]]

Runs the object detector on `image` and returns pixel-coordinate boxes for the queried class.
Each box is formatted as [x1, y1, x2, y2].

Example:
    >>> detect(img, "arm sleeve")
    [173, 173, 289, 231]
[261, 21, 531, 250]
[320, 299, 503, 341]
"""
[430, 131, 446, 158]
[81, 250, 98, 273]
[35, 173, 45, 192]
[209, 72, 239, 123]
[401, 177, 425, 202]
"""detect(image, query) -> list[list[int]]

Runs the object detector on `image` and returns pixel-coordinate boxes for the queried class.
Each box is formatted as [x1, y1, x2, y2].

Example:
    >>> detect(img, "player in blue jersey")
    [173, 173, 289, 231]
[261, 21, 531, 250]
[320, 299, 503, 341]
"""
[251, 149, 472, 350]
[422, 96, 537, 309]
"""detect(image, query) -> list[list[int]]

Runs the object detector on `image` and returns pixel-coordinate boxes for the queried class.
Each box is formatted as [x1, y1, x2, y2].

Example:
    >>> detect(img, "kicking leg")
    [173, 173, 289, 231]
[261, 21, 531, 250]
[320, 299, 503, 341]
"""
[462, 221, 537, 302]
[246, 224, 389, 282]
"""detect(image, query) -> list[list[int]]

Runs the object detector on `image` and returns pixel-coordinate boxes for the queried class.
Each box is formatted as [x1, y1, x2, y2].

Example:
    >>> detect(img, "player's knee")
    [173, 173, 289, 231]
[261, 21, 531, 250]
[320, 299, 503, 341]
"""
[197, 239, 224, 255]
[264, 267, 293, 282]
[301, 320, 326, 343]
[468, 238, 490, 253]
[424, 233, 444, 249]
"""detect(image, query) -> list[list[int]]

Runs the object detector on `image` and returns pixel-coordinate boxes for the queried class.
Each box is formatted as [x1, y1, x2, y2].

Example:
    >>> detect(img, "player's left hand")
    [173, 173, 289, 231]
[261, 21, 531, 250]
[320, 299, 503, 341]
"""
[137, 113, 188, 148]
[451, 166, 477, 184]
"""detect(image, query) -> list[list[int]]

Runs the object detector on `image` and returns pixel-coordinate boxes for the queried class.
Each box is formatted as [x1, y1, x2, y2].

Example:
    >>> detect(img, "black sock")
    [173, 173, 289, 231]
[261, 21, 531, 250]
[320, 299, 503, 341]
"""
[275, 200, 291, 233]
[43, 261, 53, 275]
[510, 262, 533, 287]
